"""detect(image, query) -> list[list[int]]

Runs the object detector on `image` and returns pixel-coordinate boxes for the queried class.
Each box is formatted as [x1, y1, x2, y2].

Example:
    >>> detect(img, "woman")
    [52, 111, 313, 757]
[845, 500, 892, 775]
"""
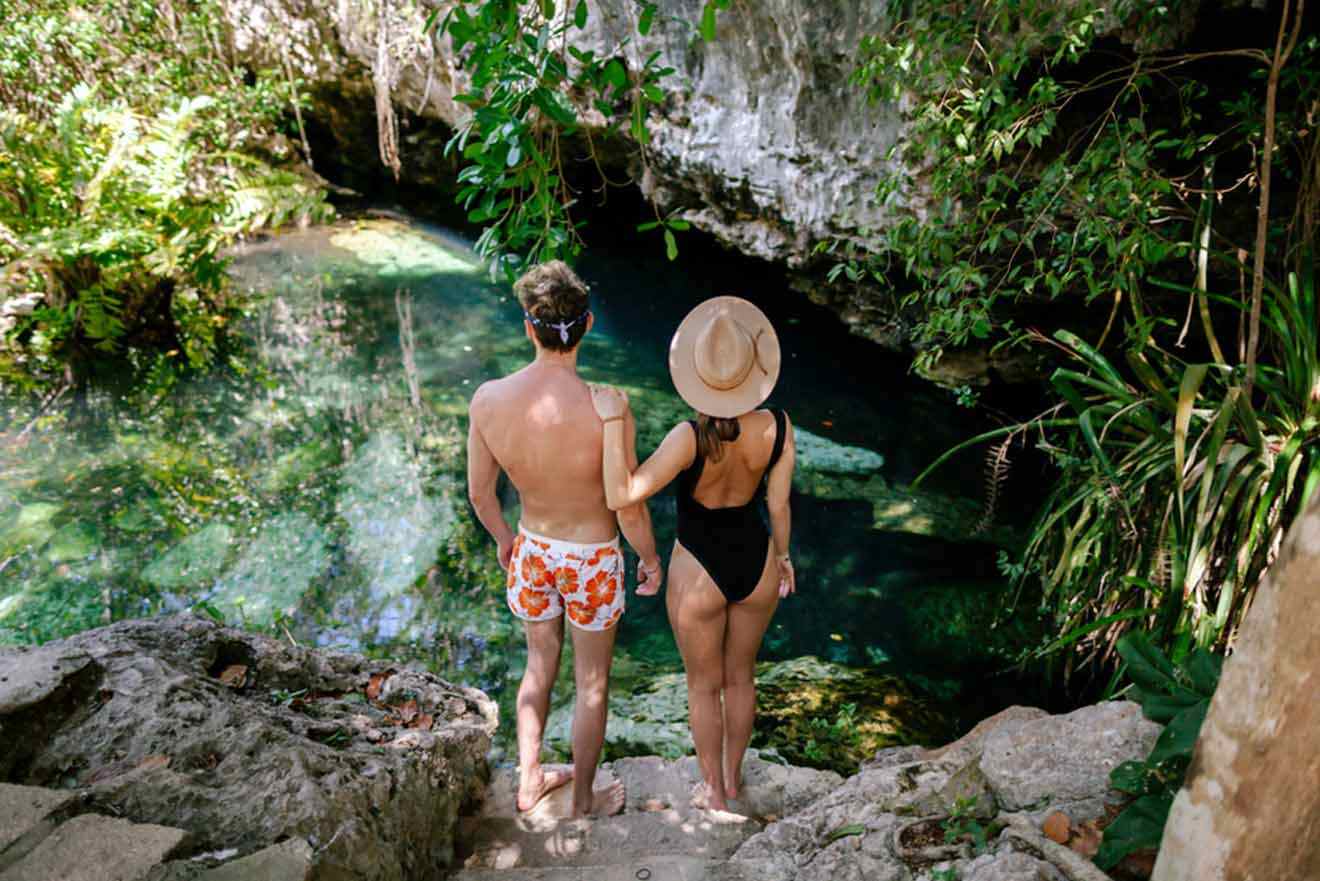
[591, 296, 796, 812]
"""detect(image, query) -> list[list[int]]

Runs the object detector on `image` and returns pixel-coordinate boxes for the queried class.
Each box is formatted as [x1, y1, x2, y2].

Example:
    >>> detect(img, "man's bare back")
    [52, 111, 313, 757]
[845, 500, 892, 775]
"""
[469, 362, 617, 543]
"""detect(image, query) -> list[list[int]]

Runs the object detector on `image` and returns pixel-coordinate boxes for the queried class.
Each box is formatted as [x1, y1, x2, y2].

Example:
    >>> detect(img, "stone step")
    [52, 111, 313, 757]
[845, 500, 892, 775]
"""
[0, 813, 188, 881]
[459, 810, 759, 870]
[0, 784, 83, 873]
[450, 855, 768, 881]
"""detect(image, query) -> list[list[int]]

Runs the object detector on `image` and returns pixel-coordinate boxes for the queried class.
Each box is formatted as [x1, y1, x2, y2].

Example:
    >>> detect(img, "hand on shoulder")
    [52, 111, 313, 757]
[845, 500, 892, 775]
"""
[590, 384, 629, 421]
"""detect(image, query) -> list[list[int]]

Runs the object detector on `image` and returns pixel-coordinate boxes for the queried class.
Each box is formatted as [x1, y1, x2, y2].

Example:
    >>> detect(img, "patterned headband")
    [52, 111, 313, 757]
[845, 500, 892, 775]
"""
[524, 309, 589, 344]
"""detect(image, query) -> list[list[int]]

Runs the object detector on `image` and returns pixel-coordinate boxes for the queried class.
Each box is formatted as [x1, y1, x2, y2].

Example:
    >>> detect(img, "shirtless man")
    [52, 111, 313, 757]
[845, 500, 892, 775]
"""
[466, 260, 663, 818]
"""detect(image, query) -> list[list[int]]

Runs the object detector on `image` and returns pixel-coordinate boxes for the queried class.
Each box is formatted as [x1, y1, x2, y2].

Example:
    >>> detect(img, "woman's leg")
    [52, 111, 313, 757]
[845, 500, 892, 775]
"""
[667, 543, 732, 810]
[722, 546, 779, 799]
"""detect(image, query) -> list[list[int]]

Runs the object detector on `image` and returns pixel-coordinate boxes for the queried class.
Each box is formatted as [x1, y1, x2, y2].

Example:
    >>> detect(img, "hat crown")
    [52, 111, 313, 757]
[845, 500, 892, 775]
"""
[694, 313, 755, 391]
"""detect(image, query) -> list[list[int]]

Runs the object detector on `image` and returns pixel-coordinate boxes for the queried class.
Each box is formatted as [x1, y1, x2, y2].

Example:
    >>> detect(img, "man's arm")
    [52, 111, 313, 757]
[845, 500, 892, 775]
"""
[614, 406, 663, 595]
[466, 388, 516, 570]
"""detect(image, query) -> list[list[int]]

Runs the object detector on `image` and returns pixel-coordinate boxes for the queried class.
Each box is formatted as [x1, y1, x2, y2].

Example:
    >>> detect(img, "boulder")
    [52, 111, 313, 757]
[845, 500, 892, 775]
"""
[978, 701, 1159, 823]
[0, 614, 498, 881]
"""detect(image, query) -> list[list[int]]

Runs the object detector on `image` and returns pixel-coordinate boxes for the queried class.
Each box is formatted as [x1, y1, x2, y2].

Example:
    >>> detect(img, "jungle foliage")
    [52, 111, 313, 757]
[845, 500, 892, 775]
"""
[884, 0, 1320, 675]
[431, 0, 730, 279]
[0, 0, 330, 393]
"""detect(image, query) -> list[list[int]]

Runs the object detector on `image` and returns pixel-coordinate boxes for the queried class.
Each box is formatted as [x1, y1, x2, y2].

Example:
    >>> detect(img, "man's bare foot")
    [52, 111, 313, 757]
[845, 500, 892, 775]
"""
[691, 781, 729, 813]
[517, 766, 574, 812]
[572, 780, 626, 818]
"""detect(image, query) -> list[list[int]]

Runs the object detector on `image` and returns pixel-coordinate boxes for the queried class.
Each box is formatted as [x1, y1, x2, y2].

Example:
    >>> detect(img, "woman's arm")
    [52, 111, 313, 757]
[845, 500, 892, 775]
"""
[765, 412, 796, 596]
[592, 386, 695, 511]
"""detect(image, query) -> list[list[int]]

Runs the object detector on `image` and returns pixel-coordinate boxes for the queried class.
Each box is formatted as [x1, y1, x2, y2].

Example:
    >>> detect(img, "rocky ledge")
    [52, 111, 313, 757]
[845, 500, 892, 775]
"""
[0, 614, 497, 881]
[452, 701, 1161, 881]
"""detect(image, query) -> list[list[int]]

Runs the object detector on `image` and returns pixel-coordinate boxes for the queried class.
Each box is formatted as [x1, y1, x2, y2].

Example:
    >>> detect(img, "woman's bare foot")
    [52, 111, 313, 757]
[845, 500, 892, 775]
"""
[517, 766, 574, 812]
[571, 779, 626, 818]
[724, 765, 744, 800]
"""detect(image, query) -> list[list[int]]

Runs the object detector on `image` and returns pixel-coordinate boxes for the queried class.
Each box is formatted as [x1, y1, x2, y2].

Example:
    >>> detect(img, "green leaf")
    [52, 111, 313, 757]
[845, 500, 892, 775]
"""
[638, 3, 655, 35]
[825, 823, 866, 843]
[1109, 760, 1153, 795]
[603, 58, 629, 90]
[506, 142, 522, 167]
[1184, 648, 1223, 697]
[1096, 792, 1172, 870]
[664, 228, 678, 261]
[699, 2, 718, 41]
[1133, 686, 1203, 724]
[1117, 632, 1178, 695]
[636, 220, 661, 232]
[1148, 701, 1208, 764]
[574, 0, 588, 28]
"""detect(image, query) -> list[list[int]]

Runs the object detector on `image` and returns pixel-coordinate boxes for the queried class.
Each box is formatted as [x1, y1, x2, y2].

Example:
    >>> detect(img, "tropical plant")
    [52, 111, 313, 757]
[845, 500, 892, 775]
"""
[833, 0, 1317, 372]
[1097, 631, 1222, 870]
[0, 0, 331, 392]
[431, 0, 730, 279]
[922, 258, 1319, 674]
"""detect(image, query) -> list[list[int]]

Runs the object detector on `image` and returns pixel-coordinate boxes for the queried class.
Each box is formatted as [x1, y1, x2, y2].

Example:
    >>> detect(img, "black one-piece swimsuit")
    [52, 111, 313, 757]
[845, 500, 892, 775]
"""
[675, 410, 787, 604]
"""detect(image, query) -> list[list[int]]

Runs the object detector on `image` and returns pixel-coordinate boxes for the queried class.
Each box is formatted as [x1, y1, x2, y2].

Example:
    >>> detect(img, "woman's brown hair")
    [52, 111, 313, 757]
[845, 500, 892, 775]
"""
[695, 413, 741, 462]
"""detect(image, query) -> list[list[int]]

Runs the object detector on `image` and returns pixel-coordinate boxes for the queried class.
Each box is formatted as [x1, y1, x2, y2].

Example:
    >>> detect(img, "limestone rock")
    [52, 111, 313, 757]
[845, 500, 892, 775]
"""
[0, 814, 187, 881]
[0, 614, 497, 881]
[978, 701, 1158, 822]
[963, 849, 1066, 881]
[0, 784, 81, 862]
[1154, 495, 1320, 881]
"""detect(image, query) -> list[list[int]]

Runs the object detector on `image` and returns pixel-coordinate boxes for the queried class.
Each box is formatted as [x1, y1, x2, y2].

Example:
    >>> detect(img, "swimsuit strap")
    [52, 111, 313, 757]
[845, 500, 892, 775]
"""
[767, 410, 787, 472]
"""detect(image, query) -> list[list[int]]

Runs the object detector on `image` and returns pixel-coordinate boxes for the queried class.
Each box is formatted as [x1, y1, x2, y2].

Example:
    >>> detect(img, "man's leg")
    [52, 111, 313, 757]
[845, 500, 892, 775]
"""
[516, 616, 572, 812]
[568, 622, 625, 817]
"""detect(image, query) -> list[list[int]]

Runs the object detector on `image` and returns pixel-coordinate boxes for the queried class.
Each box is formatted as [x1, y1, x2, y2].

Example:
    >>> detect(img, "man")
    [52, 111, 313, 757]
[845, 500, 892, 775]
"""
[466, 260, 663, 818]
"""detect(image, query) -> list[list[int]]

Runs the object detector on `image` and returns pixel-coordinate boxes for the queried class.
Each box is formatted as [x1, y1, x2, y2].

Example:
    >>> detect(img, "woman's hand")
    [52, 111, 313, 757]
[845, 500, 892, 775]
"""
[777, 557, 795, 598]
[591, 385, 629, 422]
[637, 556, 664, 596]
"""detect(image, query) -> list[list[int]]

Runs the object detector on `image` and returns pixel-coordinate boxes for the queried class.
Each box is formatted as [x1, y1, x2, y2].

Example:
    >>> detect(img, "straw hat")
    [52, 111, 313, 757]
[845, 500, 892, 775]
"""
[668, 296, 781, 419]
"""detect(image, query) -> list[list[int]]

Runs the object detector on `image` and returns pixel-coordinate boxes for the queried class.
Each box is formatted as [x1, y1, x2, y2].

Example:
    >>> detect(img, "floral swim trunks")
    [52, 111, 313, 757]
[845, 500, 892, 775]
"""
[506, 526, 624, 631]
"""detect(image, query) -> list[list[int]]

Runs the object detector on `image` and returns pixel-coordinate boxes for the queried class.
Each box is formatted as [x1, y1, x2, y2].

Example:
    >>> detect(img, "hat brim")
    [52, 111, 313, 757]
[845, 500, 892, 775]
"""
[669, 296, 781, 419]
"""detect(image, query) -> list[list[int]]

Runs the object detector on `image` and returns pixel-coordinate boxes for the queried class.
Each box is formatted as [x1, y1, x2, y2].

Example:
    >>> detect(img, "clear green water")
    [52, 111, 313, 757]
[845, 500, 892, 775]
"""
[0, 218, 1039, 755]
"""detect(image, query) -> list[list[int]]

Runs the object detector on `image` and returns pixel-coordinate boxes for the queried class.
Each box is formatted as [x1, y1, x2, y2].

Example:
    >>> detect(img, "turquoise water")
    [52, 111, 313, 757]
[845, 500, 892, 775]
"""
[0, 218, 1037, 753]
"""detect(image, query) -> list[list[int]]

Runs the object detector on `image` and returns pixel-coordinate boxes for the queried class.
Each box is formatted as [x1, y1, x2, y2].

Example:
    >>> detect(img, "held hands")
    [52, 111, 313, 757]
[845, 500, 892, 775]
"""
[777, 557, 796, 598]
[590, 384, 629, 422]
[637, 557, 664, 596]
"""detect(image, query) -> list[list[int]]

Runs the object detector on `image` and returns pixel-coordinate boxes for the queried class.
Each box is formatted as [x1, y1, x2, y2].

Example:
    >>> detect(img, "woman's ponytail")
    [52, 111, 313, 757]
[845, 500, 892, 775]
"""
[695, 413, 741, 462]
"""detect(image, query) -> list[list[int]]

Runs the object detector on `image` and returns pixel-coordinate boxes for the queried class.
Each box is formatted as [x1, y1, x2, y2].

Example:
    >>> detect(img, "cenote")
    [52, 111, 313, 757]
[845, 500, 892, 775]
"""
[0, 215, 1048, 767]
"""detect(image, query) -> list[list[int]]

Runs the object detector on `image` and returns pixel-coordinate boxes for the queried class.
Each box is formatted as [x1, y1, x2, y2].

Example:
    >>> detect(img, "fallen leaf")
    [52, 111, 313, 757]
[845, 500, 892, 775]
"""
[821, 420, 834, 428]
[408, 713, 433, 731]
[641, 799, 667, 812]
[1042, 810, 1071, 844]
[1069, 820, 1103, 858]
[136, 754, 171, 772]
[1118, 849, 1157, 878]
[398, 699, 419, 724]
[825, 823, 866, 843]
[86, 760, 134, 785]
[217, 664, 247, 688]
[366, 671, 393, 702]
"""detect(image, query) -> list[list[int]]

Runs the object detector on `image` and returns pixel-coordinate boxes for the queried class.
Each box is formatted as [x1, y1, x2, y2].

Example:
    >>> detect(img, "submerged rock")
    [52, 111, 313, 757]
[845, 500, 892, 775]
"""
[0, 614, 497, 881]
[543, 655, 952, 775]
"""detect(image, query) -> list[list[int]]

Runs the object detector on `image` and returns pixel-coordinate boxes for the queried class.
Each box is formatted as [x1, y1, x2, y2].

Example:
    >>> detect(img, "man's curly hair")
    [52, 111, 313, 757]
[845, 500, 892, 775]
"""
[514, 260, 590, 352]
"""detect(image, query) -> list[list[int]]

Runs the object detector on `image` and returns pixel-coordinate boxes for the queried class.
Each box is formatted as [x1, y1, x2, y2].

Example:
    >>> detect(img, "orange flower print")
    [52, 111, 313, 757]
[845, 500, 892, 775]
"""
[566, 601, 595, 627]
[586, 546, 619, 567]
[602, 607, 622, 629]
[506, 565, 517, 588]
[522, 553, 551, 588]
[553, 566, 580, 596]
[511, 533, 525, 557]
[519, 587, 552, 618]
[583, 572, 616, 608]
